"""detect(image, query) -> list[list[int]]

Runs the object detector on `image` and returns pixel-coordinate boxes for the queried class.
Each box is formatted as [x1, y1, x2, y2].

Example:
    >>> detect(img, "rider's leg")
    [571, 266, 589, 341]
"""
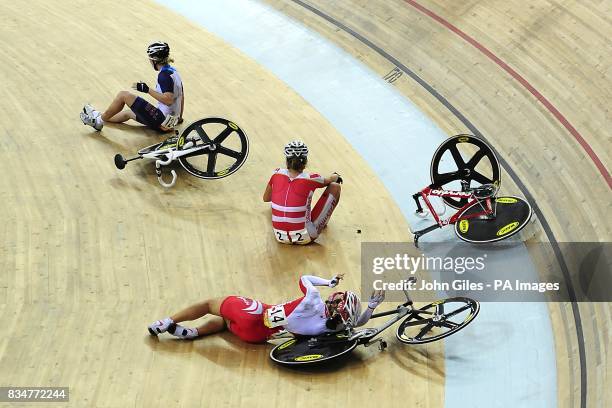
[128, 96, 167, 130]
[169, 319, 227, 339]
[166, 296, 275, 343]
[307, 182, 341, 239]
[194, 316, 227, 336]
[168, 298, 225, 339]
[101, 91, 137, 122]
[106, 110, 136, 124]
[148, 297, 225, 337]
[170, 297, 224, 322]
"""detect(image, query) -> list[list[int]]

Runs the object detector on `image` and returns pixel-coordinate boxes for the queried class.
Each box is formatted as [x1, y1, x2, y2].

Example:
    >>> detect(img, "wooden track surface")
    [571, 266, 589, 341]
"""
[261, 1, 611, 407]
[0, 1, 442, 407]
[1, 0, 610, 407]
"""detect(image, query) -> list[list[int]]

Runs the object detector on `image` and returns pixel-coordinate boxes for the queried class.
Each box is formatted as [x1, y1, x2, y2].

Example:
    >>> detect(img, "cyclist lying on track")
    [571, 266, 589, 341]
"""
[80, 41, 183, 132]
[263, 141, 342, 245]
[148, 274, 385, 342]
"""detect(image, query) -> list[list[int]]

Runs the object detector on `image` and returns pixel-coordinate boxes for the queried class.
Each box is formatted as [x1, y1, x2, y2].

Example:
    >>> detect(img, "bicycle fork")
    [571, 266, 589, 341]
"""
[412, 192, 441, 247]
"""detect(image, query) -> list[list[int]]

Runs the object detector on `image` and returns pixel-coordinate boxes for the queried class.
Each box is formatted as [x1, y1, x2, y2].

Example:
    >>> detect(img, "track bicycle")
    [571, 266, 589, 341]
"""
[411, 134, 532, 247]
[114, 117, 249, 187]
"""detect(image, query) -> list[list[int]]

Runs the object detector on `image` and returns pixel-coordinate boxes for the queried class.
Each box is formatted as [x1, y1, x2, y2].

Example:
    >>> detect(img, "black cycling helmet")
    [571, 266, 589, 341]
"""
[147, 41, 170, 62]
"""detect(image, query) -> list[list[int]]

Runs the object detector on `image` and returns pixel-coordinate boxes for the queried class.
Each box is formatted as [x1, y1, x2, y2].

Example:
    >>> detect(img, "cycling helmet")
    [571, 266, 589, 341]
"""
[326, 291, 361, 327]
[284, 140, 308, 158]
[147, 41, 170, 62]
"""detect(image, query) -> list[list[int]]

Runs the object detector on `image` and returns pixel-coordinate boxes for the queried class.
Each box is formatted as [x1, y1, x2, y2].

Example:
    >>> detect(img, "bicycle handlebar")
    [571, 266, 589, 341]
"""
[155, 156, 177, 188]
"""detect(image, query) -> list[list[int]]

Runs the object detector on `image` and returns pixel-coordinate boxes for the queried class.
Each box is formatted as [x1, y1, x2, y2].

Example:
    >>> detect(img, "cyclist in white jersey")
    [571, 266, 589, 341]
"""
[80, 41, 184, 132]
[147, 274, 385, 343]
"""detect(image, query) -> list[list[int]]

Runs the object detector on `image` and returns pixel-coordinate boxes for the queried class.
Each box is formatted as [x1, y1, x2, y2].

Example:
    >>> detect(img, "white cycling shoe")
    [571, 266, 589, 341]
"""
[168, 323, 199, 339]
[80, 104, 104, 131]
[147, 317, 174, 336]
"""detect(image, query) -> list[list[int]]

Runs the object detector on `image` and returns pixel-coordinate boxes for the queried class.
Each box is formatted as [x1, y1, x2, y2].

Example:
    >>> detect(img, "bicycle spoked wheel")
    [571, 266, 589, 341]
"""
[430, 134, 500, 208]
[396, 297, 479, 345]
[177, 117, 249, 179]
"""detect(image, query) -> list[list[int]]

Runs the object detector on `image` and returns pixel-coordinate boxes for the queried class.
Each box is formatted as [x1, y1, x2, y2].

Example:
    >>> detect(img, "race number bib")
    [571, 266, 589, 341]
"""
[273, 228, 311, 245]
[265, 304, 288, 328]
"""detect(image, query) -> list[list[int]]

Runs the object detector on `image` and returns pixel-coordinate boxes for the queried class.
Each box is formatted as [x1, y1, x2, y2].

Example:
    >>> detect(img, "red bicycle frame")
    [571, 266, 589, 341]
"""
[418, 186, 493, 226]
[411, 185, 494, 246]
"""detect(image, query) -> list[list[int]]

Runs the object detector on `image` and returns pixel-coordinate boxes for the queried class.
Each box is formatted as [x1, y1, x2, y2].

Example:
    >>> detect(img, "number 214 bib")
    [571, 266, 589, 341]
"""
[264, 304, 288, 328]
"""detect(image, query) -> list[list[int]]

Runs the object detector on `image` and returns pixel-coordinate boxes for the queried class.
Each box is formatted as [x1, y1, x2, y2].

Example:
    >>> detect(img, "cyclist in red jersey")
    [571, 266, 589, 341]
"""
[263, 140, 342, 244]
[147, 274, 385, 343]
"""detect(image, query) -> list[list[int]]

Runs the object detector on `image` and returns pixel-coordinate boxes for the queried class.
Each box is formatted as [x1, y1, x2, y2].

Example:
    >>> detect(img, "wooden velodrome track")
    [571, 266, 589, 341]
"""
[0, 0, 609, 407]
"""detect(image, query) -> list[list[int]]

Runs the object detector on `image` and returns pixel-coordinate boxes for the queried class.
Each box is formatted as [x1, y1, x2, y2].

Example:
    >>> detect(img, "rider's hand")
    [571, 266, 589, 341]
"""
[333, 172, 343, 184]
[368, 290, 385, 309]
[132, 82, 150, 93]
[329, 273, 344, 287]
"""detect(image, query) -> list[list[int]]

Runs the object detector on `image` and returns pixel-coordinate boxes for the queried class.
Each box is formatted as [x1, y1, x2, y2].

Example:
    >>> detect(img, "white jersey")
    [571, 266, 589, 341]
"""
[155, 65, 183, 117]
[264, 276, 332, 336]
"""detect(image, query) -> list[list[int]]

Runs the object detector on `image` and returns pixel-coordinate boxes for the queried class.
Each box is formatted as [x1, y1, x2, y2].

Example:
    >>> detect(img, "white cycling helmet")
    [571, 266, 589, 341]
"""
[284, 140, 308, 158]
[327, 291, 361, 327]
[147, 41, 170, 62]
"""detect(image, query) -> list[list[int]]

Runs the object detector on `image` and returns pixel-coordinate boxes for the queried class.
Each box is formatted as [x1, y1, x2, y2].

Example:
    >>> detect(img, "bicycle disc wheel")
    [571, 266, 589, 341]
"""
[454, 196, 533, 244]
[396, 297, 479, 344]
[270, 334, 358, 366]
[177, 117, 249, 179]
[430, 134, 500, 208]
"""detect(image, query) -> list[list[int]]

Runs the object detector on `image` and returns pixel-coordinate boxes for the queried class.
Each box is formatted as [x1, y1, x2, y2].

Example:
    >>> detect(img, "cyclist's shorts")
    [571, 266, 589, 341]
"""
[220, 296, 280, 343]
[130, 97, 165, 129]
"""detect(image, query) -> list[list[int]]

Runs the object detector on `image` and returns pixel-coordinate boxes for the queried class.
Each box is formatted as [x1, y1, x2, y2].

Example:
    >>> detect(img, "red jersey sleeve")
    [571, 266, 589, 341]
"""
[309, 173, 325, 185]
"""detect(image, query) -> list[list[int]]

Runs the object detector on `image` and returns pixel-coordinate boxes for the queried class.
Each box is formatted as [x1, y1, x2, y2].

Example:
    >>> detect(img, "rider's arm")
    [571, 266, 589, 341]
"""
[355, 290, 385, 327]
[323, 173, 340, 186]
[299, 275, 333, 295]
[147, 70, 175, 106]
[263, 180, 272, 202]
[148, 89, 174, 106]
[355, 308, 374, 327]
